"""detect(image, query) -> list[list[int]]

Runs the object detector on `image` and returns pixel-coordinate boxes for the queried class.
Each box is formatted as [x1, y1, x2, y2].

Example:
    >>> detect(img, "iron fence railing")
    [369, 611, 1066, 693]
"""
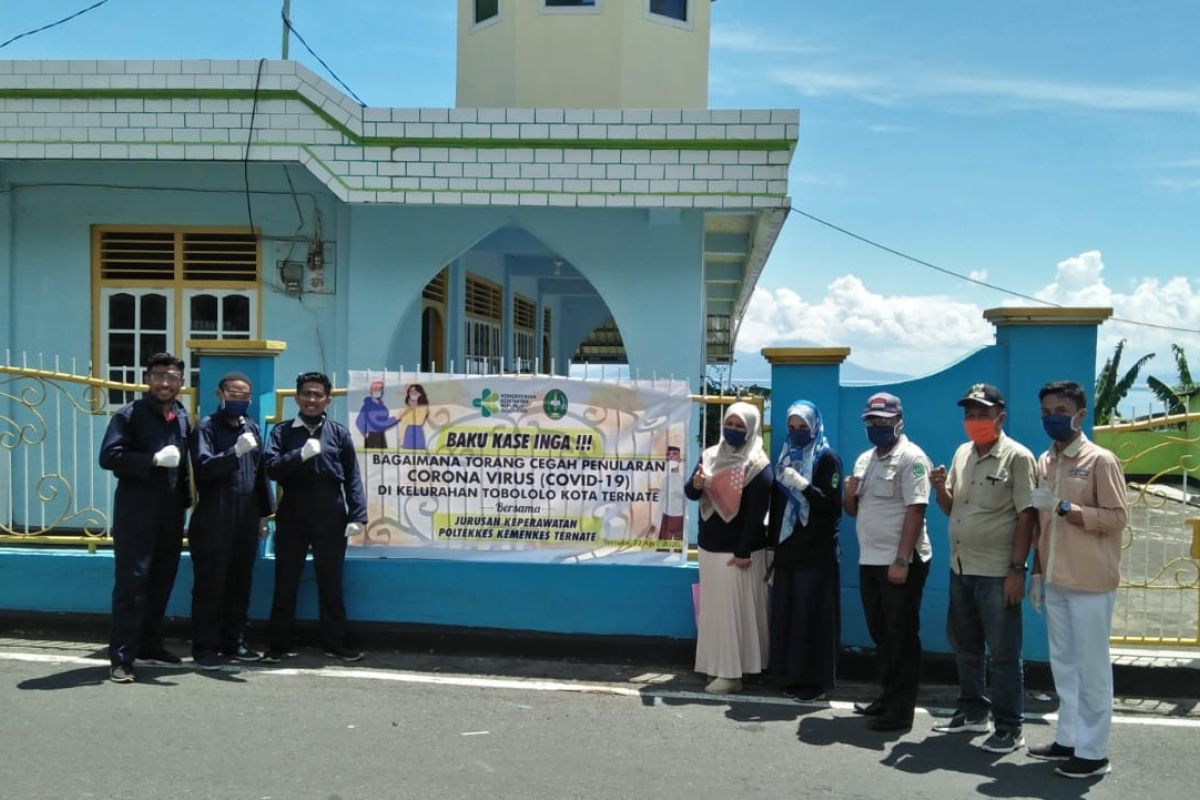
[1096, 414, 1200, 646]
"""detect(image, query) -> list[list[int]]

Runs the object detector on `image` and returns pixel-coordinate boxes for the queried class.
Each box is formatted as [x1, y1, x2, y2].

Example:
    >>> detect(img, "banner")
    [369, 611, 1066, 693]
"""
[347, 372, 692, 563]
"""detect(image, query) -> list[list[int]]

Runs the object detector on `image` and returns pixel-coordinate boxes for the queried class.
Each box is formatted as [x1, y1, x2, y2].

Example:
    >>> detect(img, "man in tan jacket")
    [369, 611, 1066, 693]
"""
[1027, 380, 1127, 779]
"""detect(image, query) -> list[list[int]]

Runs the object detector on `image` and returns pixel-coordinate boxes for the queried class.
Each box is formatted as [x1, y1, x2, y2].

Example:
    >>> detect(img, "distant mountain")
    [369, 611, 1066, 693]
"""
[728, 347, 911, 386]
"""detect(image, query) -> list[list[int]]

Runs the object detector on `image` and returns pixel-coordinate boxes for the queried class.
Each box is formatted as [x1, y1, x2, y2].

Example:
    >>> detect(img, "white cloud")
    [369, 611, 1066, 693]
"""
[968, 268, 988, 282]
[1029, 251, 1200, 365]
[710, 26, 830, 56]
[739, 253, 1200, 381]
[736, 276, 993, 375]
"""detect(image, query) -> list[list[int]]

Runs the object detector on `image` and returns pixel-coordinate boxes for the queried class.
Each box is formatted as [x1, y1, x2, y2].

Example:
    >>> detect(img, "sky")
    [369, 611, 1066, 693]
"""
[4, 0, 1199, 412]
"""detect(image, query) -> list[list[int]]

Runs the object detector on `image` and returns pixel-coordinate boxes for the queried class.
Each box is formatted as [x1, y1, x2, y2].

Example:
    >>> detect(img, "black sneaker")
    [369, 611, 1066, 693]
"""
[979, 729, 1025, 754]
[324, 645, 364, 662]
[781, 684, 827, 702]
[109, 664, 136, 683]
[1055, 756, 1111, 778]
[1028, 741, 1074, 761]
[137, 647, 183, 666]
[932, 710, 991, 734]
[193, 653, 224, 671]
[223, 642, 262, 662]
[853, 698, 885, 717]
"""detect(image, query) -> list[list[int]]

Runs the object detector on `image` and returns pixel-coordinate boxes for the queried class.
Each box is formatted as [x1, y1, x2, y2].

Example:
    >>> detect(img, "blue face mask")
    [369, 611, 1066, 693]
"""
[866, 424, 898, 449]
[222, 399, 250, 418]
[788, 428, 813, 448]
[1042, 413, 1079, 442]
[722, 426, 747, 447]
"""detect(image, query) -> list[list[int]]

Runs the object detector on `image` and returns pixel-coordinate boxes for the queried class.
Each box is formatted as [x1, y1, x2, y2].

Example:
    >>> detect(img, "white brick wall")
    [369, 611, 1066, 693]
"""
[0, 59, 799, 210]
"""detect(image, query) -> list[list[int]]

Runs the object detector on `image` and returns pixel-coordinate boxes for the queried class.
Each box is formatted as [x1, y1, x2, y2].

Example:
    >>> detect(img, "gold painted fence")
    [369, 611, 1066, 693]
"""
[0, 360, 195, 549]
[1097, 413, 1200, 646]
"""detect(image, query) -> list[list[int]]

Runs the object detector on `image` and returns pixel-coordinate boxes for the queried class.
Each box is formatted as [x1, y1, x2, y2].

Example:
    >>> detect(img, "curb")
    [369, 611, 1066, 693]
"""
[2, 610, 1196, 700]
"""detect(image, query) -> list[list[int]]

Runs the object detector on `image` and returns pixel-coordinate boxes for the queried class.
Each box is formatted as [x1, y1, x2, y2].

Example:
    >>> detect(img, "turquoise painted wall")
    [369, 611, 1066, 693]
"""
[769, 318, 1107, 662]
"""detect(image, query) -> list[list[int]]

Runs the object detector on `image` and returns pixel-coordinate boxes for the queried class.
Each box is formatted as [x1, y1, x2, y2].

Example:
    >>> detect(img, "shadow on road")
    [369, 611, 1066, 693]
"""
[882, 729, 1105, 798]
[17, 665, 181, 690]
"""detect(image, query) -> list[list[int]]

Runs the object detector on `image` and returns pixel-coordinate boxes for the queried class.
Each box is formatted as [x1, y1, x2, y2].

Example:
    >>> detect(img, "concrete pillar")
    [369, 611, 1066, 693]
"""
[186, 339, 287, 428]
[762, 347, 851, 461]
[983, 307, 1113, 446]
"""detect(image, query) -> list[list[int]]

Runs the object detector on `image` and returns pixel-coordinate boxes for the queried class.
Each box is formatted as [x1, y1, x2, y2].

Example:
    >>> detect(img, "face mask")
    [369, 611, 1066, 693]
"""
[964, 419, 998, 447]
[222, 399, 250, 418]
[866, 424, 898, 449]
[788, 428, 814, 448]
[1042, 413, 1080, 442]
[722, 426, 747, 447]
[370, 391, 383, 400]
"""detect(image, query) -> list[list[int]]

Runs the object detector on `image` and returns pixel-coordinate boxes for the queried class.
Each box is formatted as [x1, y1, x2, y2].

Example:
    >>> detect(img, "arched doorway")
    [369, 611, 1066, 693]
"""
[420, 305, 445, 372]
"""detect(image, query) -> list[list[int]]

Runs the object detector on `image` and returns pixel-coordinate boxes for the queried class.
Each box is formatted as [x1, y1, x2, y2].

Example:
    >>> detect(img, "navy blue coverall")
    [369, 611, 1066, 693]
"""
[264, 414, 367, 652]
[99, 396, 191, 667]
[188, 411, 274, 658]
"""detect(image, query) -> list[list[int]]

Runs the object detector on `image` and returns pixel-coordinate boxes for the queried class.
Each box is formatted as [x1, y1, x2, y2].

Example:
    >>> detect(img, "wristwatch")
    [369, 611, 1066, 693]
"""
[1056, 500, 1071, 517]
[1008, 561, 1027, 573]
[892, 556, 909, 567]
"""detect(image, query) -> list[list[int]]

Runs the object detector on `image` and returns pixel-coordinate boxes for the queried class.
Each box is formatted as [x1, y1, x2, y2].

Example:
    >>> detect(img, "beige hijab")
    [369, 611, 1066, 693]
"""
[699, 401, 771, 522]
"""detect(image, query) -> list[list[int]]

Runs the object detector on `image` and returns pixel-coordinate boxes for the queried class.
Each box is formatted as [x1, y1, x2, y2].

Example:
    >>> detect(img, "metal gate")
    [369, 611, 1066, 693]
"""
[0, 357, 195, 548]
[1097, 413, 1200, 646]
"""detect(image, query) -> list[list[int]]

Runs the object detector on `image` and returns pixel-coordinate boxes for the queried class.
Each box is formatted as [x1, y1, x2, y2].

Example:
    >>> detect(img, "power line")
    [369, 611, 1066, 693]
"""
[787, 206, 1200, 336]
[0, 0, 112, 51]
[281, 10, 366, 107]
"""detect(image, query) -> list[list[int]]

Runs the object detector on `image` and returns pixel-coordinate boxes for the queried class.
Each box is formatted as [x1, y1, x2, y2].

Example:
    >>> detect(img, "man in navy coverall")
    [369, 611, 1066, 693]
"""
[188, 371, 275, 669]
[99, 352, 192, 683]
[263, 371, 367, 663]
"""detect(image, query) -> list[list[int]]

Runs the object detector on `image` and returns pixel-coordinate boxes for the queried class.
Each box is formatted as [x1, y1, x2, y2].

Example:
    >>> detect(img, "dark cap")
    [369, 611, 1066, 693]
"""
[957, 383, 1005, 408]
[861, 391, 903, 419]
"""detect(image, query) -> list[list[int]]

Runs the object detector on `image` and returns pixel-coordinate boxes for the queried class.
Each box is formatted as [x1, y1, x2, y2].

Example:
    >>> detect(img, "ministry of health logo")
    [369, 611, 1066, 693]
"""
[472, 388, 500, 418]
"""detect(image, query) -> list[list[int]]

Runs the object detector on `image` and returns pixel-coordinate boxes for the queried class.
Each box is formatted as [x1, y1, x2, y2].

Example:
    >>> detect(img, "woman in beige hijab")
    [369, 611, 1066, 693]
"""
[684, 401, 773, 693]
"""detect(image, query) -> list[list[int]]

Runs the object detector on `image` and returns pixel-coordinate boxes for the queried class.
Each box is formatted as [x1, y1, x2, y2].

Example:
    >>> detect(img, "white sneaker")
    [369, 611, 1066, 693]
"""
[704, 677, 743, 694]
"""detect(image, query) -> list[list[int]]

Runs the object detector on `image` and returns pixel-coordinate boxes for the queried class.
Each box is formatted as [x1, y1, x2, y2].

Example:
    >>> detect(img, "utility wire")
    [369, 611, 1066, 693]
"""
[787, 206, 1200, 336]
[0, 0, 112, 50]
[281, 10, 366, 107]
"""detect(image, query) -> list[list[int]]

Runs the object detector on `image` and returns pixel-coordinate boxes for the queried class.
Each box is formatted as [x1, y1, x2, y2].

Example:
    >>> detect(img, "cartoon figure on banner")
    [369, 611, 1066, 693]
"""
[398, 383, 430, 450]
[648, 443, 686, 541]
[355, 379, 399, 449]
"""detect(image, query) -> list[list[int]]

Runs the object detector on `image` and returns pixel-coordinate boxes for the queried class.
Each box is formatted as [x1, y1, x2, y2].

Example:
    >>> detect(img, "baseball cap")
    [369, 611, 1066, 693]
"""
[957, 383, 1005, 408]
[861, 392, 903, 419]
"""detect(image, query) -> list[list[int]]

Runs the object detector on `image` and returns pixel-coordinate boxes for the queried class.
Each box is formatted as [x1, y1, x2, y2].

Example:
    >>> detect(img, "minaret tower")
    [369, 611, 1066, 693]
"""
[456, 0, 712, 108]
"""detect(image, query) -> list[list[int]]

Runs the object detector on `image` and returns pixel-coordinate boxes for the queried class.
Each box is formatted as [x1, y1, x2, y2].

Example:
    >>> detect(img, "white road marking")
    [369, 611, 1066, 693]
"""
[3, 649, 1198, 729]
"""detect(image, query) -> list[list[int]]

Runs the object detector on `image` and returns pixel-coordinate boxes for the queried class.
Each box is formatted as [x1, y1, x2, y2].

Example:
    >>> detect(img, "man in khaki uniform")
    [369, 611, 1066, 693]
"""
[929, 384, 1036, 754]
[1026, 380, 1127, 779]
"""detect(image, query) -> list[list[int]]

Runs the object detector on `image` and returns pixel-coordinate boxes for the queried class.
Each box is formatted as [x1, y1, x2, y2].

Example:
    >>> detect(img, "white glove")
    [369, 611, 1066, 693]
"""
[1030, 487, 1057, 511]
[779, 466, 810, 492]
[300, 438, 322, 462]
[1029, 574, 1044, 614]
[152, 445, 181, 468]
[234, 431, 258, 457]
[344, 522, 364, 539]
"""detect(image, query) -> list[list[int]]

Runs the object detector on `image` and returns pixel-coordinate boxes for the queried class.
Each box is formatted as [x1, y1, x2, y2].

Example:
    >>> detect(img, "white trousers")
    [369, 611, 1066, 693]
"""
[694, 548, 769, 680]
[1044, 583, 1115, 760]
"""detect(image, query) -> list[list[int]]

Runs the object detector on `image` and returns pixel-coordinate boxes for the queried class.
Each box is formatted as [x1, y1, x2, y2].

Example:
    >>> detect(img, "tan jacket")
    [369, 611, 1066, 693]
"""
[1034, 434, 1127, 592]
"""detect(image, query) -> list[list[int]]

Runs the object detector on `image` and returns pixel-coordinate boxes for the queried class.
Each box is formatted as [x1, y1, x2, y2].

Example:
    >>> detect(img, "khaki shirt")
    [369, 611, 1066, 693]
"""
[852, 435, 933, 566]
[946, 432, 1036, 577]
[1035, 434, 1127, 592]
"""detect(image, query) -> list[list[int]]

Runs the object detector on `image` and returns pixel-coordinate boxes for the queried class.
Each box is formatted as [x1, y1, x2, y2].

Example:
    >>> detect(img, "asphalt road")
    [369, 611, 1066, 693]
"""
[2, 637, 1197, 800]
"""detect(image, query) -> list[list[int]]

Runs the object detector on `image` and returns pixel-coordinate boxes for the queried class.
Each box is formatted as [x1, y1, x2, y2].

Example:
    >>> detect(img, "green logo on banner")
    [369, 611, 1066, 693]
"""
[473, 388, 500, 418]
[543, 389, 568, 420]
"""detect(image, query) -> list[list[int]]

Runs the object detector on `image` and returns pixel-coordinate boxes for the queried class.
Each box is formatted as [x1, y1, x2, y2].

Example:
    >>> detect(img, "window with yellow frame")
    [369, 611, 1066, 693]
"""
[92, 226, 261, 400]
